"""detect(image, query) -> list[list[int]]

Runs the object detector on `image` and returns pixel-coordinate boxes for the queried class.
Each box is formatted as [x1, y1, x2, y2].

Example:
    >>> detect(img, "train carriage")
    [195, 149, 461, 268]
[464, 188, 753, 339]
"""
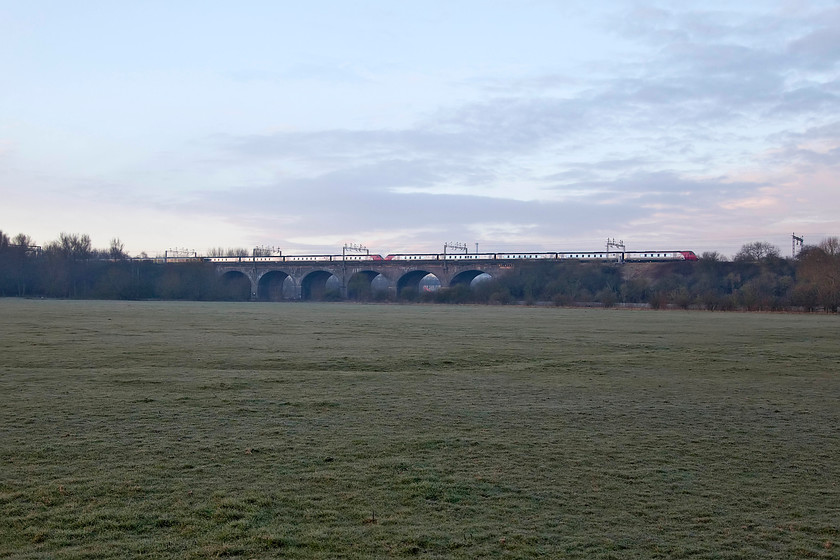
[206, 249, 698, 264]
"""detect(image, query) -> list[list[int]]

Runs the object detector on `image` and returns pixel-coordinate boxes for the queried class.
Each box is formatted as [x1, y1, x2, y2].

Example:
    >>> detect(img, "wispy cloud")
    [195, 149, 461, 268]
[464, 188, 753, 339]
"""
[2, 2, 839, 256]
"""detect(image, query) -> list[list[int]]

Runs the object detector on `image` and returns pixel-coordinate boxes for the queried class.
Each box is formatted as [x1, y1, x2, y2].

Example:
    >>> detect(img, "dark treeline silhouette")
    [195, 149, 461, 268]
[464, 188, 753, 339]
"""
[356, 238, 840, 312]
[0, 231, 246, 301]
[1, 230, 839, 311]
[405, 239, 839, 312]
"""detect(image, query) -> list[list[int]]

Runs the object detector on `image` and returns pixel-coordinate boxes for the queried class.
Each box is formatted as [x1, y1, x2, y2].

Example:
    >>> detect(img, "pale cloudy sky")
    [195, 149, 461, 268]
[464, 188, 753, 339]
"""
[1, 0, 838, 257]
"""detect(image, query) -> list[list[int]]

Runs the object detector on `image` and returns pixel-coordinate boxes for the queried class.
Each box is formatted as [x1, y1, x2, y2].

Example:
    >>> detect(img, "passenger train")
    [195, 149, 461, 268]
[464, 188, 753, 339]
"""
[206, 250, 697, 264]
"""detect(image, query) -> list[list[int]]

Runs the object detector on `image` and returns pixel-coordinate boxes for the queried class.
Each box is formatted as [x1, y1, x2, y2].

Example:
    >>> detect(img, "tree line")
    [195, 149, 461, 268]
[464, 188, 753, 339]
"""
[406, 239, 839, 312]
[0, 232, 244, 301]
[1, 231, 839, 311]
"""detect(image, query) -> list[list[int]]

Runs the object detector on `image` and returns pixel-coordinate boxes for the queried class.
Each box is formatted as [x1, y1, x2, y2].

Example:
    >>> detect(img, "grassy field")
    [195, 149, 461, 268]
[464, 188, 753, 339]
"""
[1, 299, 838, 559]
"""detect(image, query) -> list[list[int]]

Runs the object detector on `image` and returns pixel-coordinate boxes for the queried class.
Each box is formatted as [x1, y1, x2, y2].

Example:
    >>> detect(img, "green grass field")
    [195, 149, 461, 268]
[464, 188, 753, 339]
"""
[1, 299, 838, 559]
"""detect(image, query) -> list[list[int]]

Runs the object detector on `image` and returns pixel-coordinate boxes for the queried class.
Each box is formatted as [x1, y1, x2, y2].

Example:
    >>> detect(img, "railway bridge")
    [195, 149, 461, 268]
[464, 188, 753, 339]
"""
[214, 259, 517, 301]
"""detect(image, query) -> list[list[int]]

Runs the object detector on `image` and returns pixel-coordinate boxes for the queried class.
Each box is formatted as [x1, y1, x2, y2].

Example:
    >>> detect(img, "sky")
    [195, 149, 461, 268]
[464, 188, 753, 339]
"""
[1, 0, 839, 258]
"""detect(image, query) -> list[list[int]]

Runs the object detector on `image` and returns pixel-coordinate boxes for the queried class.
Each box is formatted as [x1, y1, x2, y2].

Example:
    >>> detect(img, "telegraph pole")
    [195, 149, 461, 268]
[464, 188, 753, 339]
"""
[342, 243, 369, 298]
[792, 233, 804, 257]
[443, 242, 468, 271]
[253, 245, 281, 257]
[342, 243, 369, 260]
[443, 242, 468, 256]
[606, 238, 626, 263]
[164, 248, 197, 263]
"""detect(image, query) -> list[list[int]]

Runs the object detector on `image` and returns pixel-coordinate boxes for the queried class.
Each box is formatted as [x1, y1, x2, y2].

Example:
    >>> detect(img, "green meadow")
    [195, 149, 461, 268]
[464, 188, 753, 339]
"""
[1, 299, 838, 558]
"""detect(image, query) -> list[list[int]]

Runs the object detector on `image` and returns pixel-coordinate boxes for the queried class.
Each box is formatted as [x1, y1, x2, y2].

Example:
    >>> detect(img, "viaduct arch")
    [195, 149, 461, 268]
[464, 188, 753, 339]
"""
[214, 261, 512, 301]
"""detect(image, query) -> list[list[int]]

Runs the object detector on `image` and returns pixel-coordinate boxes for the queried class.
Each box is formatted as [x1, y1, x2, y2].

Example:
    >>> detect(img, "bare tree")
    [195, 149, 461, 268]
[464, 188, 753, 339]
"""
[734, 241, 781, 262]
[42, 233, 94, 297]
[820, 236, 840, 256]
[700, 251, 728, 262]
[47, 232, 92, 261]
[207, 247, 249, 257]
[109, 238, 127, 260]
[12, 233, 33, 247]
[796, 237, 840, 312]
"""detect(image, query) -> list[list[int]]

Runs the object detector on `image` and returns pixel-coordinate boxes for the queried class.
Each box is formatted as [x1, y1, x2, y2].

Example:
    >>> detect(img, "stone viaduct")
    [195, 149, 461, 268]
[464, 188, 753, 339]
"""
[214, 258, 517, 301]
